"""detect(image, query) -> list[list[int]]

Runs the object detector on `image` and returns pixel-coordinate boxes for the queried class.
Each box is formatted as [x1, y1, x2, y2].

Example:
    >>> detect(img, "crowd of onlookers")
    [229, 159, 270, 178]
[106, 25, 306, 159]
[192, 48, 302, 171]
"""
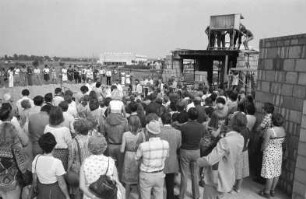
[0, 78, 286, 199]
[0, 64, 120, 88]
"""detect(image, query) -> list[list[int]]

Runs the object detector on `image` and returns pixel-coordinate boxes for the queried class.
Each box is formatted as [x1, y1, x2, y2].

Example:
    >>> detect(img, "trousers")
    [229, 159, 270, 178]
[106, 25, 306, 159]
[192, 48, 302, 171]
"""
[139, 171, 165, 199]
[179, 149, 200, 199]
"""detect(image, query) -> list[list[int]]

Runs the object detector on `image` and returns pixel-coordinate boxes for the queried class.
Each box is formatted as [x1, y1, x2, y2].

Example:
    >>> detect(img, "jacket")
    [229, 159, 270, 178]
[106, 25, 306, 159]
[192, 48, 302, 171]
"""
[100, 113, 128, 144]
[197, 131, 244, 193]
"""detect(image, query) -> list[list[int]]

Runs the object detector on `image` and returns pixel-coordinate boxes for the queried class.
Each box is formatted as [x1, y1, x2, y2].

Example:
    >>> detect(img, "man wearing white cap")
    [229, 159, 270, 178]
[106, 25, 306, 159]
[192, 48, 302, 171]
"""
[136, 120, 169, 199]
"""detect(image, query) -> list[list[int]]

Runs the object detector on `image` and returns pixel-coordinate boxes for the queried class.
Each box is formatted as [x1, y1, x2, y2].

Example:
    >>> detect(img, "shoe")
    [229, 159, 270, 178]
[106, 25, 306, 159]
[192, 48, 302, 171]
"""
[258, 190, 271, 198]
[270, 190, 275, 197]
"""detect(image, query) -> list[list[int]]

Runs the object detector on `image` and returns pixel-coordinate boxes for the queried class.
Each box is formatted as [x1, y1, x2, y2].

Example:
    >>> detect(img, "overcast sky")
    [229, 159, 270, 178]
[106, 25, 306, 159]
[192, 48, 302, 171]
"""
[0, 0, 305, 58]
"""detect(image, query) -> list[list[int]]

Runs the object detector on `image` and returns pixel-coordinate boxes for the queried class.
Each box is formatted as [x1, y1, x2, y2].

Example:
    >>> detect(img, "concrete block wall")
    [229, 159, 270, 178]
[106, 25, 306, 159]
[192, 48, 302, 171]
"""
[256, 34, 306, 198]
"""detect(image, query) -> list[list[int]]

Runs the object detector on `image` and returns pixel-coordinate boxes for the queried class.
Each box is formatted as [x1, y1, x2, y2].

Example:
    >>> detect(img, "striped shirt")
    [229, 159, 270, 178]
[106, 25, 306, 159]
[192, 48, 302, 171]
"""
[135, 137, 169, 173]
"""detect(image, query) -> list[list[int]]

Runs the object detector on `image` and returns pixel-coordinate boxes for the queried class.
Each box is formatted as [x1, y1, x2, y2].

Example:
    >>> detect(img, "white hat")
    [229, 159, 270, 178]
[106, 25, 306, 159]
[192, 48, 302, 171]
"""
[146, 120, 161, 135]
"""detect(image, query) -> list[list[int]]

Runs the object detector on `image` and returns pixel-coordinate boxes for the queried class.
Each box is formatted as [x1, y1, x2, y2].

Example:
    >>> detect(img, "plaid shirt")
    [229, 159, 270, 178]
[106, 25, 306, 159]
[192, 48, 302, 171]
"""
[135, 137, 169, 173]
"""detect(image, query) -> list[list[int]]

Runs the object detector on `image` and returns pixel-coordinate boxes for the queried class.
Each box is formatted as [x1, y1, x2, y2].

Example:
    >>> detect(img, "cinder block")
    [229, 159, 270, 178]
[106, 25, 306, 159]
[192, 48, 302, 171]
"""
[298, 37, 306, 45]
[283, 59, 296, 71]
[286, 72, 298, 84]
[271, 83, 281, 94]
[265, 59, 273, 70]
[265, 71, 276, 82]
[267, 47, 279, 59]
[281, 84, 293, 96]
[298, 73, 306, 85]
[291, 39, 299, 45]
[303, 100, 306, 114]
[290, 110, 302, 123]
[275, 71, 285, 82]
[293, 85, 306, 98]
[255, 91, 273, 104]
[293, 181, 306, 199]
[300, 128, 306, 143]
[297, 142, 306, 157]
[296, 59, 306, 72]
[289, 46, 303, 58]
[261, 81, 270, 93]
[273, 57, 284, 71]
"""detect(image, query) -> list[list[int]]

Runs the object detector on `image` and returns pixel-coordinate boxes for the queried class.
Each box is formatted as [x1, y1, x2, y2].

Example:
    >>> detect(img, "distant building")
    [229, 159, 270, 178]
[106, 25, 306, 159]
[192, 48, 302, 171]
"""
[99, 52, 147, 65]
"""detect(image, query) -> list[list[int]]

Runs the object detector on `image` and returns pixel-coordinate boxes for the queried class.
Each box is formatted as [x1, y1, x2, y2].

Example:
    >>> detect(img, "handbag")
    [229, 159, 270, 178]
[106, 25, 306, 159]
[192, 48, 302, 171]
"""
[28, 155, 40, 199]
[89, 158, 117, 199]
[65, 138, 81, 187]
[11, 146, 32, 187]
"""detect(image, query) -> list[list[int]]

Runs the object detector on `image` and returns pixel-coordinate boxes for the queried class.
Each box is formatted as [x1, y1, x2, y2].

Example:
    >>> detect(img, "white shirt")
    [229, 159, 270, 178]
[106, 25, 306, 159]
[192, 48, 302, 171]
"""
[116, 84, 123, 92]
[15, 68, 20, 75]
[34, 68, 40, 74]
[53, 96, 64, 106]
[44, 125, 72, 149]
[67, 101, 78, 118]
[106, 70, 112, 76]
[136, 84, 142, 94]
[62, 112, 75, 132]
[32, 155, 66, 184]
[186, 102, 195, 112]
[109, 100, 124, 113]
[43, 68, 50, 74]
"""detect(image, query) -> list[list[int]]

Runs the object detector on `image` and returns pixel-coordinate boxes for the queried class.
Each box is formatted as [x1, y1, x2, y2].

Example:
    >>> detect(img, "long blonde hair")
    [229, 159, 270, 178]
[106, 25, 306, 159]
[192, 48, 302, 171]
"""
[129, 115, 141, 134]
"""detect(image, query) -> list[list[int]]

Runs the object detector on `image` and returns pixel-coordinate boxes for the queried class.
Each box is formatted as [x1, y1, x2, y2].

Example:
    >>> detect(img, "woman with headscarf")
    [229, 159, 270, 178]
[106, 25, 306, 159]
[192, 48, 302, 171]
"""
[79, 135, 124, 199]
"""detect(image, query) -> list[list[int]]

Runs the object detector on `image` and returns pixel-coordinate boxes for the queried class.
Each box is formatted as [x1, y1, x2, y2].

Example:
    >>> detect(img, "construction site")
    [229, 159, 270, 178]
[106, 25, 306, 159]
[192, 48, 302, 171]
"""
[163, 14, 258, 95]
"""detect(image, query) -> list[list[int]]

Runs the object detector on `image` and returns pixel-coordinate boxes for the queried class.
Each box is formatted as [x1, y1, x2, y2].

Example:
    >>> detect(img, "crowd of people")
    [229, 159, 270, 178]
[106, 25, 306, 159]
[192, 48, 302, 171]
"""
[205, 23, 254, 50]
[0, 64, 120, 88]
[0, 78, 286, 199]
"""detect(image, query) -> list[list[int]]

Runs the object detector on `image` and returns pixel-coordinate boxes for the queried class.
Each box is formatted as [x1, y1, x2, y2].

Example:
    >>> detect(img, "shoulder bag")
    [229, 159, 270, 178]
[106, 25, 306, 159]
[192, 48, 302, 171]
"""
[65, 138, 82, 187]
[11, 145, 32, 187]
[89, 158, 117, 199]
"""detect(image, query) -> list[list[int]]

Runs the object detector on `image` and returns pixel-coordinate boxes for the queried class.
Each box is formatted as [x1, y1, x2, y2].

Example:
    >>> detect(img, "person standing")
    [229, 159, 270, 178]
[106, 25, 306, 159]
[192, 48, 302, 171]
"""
[106, 69, 112, 85]
[8, 67, 14, 88]
[51, 66, 57, 84]
[33, 66, 41, 85]
[120, 116, 145, 199]
[176, 108, 204, 199]
[100, 110, 129, 180]
[259, 113, 286, 198]
[159, 113, 181, 199]
[28, 105, 51, 157]
[27, 65, 33, 86]
[197, 112, 245, 199]
[31, 133, 70, 199]
[73, 65, 80, 84]
[135, 120, 169, 199]
[43, 65, 50, 83]
[14, 66, 20, 87]
[62, 67, 68, 83]
[67, 65, 74, 82]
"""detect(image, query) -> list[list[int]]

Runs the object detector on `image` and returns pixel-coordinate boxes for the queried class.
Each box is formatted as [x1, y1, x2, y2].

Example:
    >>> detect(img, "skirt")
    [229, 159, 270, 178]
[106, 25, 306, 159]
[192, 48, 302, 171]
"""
[235, 150, 250, 179]
[44, 74, 50, 81]
[121, 151, 139, 184]
[37, 181, 65, 199]
[53, 148, 68, 171]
